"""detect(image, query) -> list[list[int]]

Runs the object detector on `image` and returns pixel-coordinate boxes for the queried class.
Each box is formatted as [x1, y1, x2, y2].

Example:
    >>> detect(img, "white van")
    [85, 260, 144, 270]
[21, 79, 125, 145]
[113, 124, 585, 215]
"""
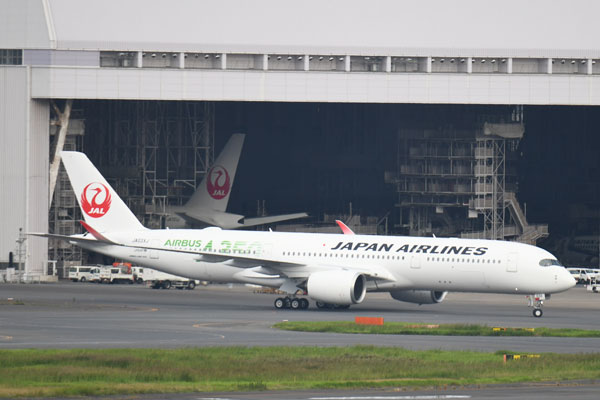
[68, 266, 95, 282]
[567, 267, 600, 284]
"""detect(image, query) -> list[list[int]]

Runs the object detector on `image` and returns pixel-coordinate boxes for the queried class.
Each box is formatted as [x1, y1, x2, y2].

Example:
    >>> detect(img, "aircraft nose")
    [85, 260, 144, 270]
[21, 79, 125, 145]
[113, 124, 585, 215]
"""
[560, 269, 577, 290]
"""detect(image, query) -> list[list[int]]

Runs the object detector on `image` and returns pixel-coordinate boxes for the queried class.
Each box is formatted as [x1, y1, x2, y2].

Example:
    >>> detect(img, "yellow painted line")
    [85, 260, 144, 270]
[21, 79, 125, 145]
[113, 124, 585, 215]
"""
[493, 327, 535, 332]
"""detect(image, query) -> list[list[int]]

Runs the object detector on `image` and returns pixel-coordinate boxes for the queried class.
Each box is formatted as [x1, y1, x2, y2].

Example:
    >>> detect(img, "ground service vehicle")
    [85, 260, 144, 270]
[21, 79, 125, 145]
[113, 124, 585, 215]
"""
[139, 267, 198, 290]
[87, 265, 134, 284]
[68, 266, 95, 282]
[567, 267, 600, 284]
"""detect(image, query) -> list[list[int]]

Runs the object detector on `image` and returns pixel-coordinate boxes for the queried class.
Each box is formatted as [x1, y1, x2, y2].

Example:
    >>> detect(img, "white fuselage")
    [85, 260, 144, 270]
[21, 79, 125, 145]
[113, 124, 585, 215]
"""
[73, 227, 575, 296]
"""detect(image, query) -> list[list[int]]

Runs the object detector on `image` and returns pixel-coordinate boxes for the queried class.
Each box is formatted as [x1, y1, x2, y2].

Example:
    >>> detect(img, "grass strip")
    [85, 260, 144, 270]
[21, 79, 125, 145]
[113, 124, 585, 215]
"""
[273, 321, 600, 337]
[0, 346, 599, 398]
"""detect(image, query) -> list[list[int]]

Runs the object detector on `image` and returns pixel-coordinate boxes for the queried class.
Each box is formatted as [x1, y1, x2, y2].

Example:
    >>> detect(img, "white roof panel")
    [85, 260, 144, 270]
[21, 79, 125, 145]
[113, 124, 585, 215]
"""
[0, 0, 51, 49]
[41, 0, 600, 57]
[3, 0, 599, 57]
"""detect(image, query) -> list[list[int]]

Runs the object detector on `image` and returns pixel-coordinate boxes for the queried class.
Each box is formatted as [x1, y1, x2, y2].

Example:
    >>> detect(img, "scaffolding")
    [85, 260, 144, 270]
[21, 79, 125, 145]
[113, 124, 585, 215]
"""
[387, 118, 548, 244]
[85, 101, 215, 229]
[473, 137, 506, 240]
[48, 109, 85, 275]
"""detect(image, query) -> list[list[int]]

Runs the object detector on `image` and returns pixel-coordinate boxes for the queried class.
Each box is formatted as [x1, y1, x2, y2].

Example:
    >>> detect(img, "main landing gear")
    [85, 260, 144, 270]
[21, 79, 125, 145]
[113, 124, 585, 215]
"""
[527, 294, 546, 317]
[274, 296, 309, 310]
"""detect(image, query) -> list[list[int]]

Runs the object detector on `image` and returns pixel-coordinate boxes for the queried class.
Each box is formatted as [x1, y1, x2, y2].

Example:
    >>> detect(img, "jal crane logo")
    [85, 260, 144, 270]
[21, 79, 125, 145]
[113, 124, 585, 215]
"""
[206, 165, 230, 200]
[81, 182, 112, 218]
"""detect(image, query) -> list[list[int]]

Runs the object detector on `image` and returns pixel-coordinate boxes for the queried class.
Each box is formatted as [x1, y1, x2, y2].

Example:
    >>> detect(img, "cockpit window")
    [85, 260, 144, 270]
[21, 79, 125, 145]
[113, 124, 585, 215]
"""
[539, 259, 562, 267]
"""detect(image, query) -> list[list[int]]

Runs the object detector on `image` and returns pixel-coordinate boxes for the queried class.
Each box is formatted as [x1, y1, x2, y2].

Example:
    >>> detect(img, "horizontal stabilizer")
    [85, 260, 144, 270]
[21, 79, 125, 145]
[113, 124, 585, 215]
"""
[27, 232, 109, 245]
[241, 212, 309, 227]
[79, 220, 116, 243]
[179, 209, 308, 229]
[178, 209, 245, 229]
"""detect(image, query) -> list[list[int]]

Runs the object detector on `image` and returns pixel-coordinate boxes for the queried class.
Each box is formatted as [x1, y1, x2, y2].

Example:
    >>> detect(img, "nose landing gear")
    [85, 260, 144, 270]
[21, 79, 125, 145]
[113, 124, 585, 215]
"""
[527, 294, 546, 317]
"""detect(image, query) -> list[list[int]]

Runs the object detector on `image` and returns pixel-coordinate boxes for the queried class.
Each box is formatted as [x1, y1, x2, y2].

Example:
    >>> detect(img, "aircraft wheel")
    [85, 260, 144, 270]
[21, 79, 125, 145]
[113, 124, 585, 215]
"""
[187, 281, 196, 290]
[290, 298, 300, 310]
[300, 298, 309, 309]
[274, 297, 285, 309]
[162, 281, 171, 289]
[316, 301, 326, 309]
[533, 308, 543, 318]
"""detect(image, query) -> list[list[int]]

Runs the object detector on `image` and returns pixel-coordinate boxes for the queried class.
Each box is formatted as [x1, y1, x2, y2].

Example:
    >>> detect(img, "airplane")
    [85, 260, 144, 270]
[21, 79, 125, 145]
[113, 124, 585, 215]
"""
[32, 151, 576, 317]
[165, 133, 308, 229]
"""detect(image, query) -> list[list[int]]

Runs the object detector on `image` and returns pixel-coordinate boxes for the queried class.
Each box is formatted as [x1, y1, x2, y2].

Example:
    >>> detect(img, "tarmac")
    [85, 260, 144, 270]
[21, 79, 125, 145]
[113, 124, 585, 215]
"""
[1, 282, 599, 399]
[1, 282, 599, 352]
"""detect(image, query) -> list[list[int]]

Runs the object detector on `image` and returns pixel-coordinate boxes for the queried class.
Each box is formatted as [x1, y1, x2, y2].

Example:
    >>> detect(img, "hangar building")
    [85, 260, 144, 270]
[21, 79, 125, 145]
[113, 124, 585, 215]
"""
[1, 0, 599, 279]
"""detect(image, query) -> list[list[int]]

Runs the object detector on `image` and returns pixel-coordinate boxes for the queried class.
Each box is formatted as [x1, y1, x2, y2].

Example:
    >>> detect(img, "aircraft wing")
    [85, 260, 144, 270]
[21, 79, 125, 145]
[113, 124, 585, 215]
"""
[240, 212, 309, 227]
[180, 248, 395, 281]
[273, 262, 396, 281]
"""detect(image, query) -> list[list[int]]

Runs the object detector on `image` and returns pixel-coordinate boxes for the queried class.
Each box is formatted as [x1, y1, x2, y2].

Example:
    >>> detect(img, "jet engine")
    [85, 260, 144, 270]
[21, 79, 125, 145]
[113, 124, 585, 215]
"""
[307, 270, 366, 305]
[389, 289, 447, 305]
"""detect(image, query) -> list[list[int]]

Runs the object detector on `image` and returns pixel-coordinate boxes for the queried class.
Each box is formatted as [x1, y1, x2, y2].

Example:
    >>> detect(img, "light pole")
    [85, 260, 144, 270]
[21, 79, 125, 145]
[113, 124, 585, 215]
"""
[16, 228, 26, 280]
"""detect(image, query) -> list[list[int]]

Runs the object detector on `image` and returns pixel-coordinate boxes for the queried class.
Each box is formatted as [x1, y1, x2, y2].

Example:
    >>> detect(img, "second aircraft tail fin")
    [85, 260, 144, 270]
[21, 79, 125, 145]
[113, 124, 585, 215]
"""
[185, 133, 245, 213]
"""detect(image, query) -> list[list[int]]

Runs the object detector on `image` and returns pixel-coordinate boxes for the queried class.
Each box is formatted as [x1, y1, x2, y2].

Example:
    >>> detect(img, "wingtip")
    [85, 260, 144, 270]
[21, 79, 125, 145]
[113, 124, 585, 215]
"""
[335, 220, 355, 235]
